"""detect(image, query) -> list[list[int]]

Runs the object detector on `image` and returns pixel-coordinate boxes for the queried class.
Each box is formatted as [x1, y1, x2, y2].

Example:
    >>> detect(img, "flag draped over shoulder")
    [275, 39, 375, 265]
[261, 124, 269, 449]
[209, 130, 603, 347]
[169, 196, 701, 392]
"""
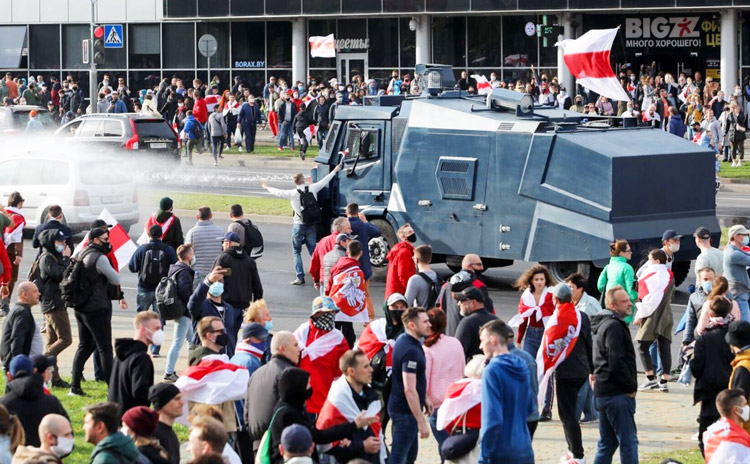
[634, 262, 672, 320]
[555, 28, 630, 102]
[175, 355, 249, 405]
[136, 213, 175, 246]
[356, 318, 395, 370]
[436, 378, 482, 433]
[73, 208, 136, 271]
[704, 418, 750, 464]
[536, 302, 581, 407]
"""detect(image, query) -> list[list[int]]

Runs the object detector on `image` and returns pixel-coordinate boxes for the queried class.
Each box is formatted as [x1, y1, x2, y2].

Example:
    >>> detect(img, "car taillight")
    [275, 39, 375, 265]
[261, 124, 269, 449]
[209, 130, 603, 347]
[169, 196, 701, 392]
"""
[125, 119, 139, 150]
[73, 190, 89, 206]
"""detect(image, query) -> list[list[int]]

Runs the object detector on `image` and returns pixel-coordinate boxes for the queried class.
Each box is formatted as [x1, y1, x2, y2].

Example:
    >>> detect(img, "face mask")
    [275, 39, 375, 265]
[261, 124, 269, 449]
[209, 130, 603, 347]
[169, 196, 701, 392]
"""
[51, 436, 75, 458]
[55, 244, 65, 253]
[190, 256, 196, 266]
[743, 236, 750, 247]
[214, 333, 229, 346]
[178, 103, 184, 108]
[102, 241, 112, 253]
[311, 312, 336, 331]
[669, 243, 680, 253]
[149, 329, 165, 346]
[208, 282, 224, 297]
[406, 234, 417, 243]
[305, 387, 313, 400]
[739, 405, 750, 422]
[701, 281, 712, 294]
[251, 340, 266, 352]
[264, 320, 274, 331]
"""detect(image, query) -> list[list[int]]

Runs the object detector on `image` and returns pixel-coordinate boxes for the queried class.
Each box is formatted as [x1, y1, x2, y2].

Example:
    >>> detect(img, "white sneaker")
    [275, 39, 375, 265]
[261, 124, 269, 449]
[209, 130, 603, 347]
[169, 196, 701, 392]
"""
[739, 160, 743, 167]
[732, 161, 738, 167]
[560, 453, 586, 464]
[638, 378, 659, 391]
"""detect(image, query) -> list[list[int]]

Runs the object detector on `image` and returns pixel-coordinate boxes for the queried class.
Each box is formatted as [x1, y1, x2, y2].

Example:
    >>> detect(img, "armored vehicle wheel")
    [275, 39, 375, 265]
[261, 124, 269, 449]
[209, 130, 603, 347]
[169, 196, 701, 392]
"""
[543, 261, 602, 296]
[369, 219, 396, 268]
[672, 261, 691, 287]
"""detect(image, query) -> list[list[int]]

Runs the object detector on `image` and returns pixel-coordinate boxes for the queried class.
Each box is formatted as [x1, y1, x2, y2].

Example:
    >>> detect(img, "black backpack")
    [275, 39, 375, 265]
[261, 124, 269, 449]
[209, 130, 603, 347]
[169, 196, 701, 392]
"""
[141, 245, 168, 287]
[238, 219, 264, 259]
[418, 272, 443, 308]
[155, 270, 187, 320]
[297, 186, 322, 225]
[60, 249, 94, 309]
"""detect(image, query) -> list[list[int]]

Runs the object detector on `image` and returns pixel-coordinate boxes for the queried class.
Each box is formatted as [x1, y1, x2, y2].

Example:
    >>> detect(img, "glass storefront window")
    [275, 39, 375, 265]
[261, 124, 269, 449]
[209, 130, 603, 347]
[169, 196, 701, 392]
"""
[267, 22, 292, 68]
[433, 17, 466, 68]
[128, 71, 161, 93]
[468, 17, 502, 69]
[62, 25, 88, 70]
[231, 0, 263, 15]
[199, 70, 230, 93]
[383, 0, 424, 12]
[471, 0, 515, 10]
[427, 0, 470, 10]
[163, 23, 195, 69]
[129, 24, 160, 69]
[502, 15, 537, 68]
[198, 0, 229, 17]
[399, 18, 416, 68]
[538, 15, 559, 67]
[368, 18, 399, 69]
[233, 71, 266, 97]
[197, 23, 229, 68]
[303, 0, 339, 14]
[266, 0, 301, 15]
[308, 69, 337, 86]
[232, 22, 265, 69]
[30, 25, 60, 70]
[308, 20, 335, 69]
[166, 0, 197, 17]
[163, 70, 196, 87]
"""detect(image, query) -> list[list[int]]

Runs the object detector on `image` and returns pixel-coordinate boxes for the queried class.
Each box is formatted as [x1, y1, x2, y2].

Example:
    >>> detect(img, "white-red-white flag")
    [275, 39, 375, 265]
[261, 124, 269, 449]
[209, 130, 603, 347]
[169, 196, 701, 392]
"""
[470, 75, 492, 95]
[555, 28, 630, 102]
[634, 262, 672, 321]
[310, 34, 336, 58]
[536, 302, 581, 408]
[355, 318, 394, 370]
[73, 208, 136, 272]
[704, 418, 750, 463]
[436, 378, 482, 432]
[175, 355, 249, 405]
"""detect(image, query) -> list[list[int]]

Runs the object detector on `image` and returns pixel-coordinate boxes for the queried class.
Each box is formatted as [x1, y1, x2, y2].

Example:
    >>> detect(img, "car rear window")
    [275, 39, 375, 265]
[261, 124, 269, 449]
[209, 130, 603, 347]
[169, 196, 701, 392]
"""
[134, 120, 175, 139]
[11, 110, 55, 128]
[80, 162, 132, 185]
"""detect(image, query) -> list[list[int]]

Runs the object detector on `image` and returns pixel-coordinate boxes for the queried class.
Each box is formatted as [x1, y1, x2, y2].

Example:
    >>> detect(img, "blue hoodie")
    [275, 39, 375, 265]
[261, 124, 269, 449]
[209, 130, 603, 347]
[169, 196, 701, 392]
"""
[479, 353, 535, 464]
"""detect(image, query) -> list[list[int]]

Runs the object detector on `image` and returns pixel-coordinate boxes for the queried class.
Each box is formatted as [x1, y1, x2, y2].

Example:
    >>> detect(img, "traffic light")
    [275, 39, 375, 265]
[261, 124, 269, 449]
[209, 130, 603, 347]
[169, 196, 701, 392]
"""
[93, 25, 105, 65]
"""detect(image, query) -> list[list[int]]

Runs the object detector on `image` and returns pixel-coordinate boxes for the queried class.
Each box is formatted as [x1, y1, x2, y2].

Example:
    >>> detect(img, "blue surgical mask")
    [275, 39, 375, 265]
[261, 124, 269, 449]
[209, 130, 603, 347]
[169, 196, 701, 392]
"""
[743, 236, 750, 247]
[55, 244, 65, 253]
[264, 320, 274, 331]
[208, 282, 224, 297]
[701, 281, 712, 294]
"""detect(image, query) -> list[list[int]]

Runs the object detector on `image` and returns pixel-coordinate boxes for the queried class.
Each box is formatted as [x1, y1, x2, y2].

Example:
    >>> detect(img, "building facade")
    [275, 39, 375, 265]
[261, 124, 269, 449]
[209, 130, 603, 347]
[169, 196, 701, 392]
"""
[0, 0, 747, 98]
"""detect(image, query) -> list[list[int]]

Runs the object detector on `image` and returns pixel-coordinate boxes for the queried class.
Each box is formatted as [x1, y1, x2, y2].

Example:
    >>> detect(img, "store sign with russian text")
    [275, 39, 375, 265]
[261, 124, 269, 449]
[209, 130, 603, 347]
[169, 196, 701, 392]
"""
[624, 16, 720, 48]
[336, 38, 370, 52]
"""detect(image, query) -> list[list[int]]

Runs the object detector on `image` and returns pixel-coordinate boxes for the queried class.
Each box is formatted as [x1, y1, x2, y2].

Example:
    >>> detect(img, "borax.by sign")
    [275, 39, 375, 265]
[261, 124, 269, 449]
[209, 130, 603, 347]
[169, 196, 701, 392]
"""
[335, 38, 370, 51]
[625, 16, 720, 48]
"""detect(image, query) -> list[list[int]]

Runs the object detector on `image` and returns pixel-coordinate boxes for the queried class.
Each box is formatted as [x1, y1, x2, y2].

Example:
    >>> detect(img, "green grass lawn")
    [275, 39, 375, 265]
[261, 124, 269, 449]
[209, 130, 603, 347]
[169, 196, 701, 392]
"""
[221, 144, 320, 158]
[142, 191, 293, 217]
[719, 161, 750, 179]
[640, 446, 705, 464]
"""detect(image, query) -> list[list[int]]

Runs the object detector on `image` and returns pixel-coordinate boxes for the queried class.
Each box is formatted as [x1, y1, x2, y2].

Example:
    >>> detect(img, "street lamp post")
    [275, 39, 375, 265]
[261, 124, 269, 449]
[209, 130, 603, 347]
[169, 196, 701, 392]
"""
[89, 0, 97, 113]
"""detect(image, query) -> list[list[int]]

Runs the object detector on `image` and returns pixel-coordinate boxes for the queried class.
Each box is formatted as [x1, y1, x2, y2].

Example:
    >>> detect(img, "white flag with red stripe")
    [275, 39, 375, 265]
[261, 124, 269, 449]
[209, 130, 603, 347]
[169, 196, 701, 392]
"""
[704, 418, 750, 464]
[555, 28, 630, 102]
[536, 302, 581, 408]
[634, 262, 672, 321]
[356, 318, 394, 370]
[175, 355, 249, 405]
[310, 34, 336, 58]
[73, 209, 136, 272]
[470, 75, 492, 95]
[436, 378, 482, 432]
[295, 322, 346, 361]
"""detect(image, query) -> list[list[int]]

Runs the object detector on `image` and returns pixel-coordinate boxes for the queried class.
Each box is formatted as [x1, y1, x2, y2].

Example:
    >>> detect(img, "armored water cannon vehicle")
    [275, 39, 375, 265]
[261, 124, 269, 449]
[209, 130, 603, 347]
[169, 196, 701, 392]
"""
[312, 64, 719, 288]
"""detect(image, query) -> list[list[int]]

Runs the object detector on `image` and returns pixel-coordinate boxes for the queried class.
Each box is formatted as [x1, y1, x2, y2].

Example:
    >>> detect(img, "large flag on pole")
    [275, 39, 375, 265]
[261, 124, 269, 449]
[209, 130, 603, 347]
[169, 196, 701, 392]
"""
[73, 208, 136, 271]
[310, 34, 336, 58]
[470, 75, 492, 95]
[555, 28, 630, 102]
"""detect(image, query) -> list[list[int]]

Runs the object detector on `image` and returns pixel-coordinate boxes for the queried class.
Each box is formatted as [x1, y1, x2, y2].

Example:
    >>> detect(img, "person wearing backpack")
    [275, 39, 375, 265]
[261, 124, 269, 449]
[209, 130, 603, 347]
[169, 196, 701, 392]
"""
[212, 232, 263, 311]
[36, 229, 73, 388]
[405, 245, 442, 309]
[162, 244, 196, 382]
[346, 203, 382, 321]
[261, 164, 342, 286]
[226, 204, 264, 260]
[129, 225, 177, 357]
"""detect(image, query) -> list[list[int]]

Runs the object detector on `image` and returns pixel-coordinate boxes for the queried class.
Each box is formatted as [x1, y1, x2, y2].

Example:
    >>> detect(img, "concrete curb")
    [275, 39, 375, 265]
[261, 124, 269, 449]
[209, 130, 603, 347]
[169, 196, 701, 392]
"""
[172, 208, 293, 225]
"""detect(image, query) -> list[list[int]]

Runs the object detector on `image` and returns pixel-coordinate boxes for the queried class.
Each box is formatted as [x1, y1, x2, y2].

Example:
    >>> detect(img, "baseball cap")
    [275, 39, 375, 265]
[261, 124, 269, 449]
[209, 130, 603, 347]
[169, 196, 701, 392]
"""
[55, 230, 69, 241]
[550, 282, 573, 302]
[454, 287, 485, 303]
[336, 233, 357, 243]
[281, 424, 313, 454]
[661, 229, 682, 241]
[241, 322, 269, 341]
[693, 227, 711, 240]
[9, 355, 33, 378]
[386, 293, 407, 307]
[88, 227, 108, 240]
[311, 296, 337, 315]
[222, 232, 242, 243]
[729, 224, 750, 239]
[90, 219, 113, 229]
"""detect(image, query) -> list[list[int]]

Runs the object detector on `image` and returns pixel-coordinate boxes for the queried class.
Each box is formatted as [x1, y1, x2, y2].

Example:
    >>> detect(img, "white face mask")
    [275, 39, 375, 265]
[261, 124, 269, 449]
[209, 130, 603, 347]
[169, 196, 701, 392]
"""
[51, 436, 75, 458]
[738, 405, 750, 422]
[149, 328, 165, 346]
[669, 243, 680, 253]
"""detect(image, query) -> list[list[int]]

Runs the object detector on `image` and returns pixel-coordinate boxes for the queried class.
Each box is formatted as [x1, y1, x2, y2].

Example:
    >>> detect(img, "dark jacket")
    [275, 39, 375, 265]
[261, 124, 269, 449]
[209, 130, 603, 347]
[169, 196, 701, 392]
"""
[590, 309, 637, 396]
[455, 309, 498, 361]
[213, 246, 263, 309]
[188, 345, 219, 366]
[244, 355, 296, 441]
[90, 431, 139, 464]
[556, 310, 594, 380]
[137, 443, 170, 464]
[80, 243, 116, 314]
[127, 239, 177, 292]
[154, 211, 184, 251]
[0, 374, 68, 447]
[269, 368, 356, 464]
[32, 219, 73, 257]
[0, 304, 35, 371]
[167, 262, 195, 316]
[238, 103, 261, 128]
[313, 101, 331, 129]
[37, 229, 70, 313]
[439, 272, 495, 337]
[327, 382, 380, 464]
[293, 106, 312, 131]
[187, 281, 243, 357]
[277, 100, 298, 124]
[348, 217, 381, 280]
[107, 339, 154, 417]
[691, 324, 734, 418]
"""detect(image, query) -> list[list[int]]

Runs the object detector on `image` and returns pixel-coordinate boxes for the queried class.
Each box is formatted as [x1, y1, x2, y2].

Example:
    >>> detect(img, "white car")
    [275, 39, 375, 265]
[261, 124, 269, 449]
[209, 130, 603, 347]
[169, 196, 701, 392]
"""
[0, 154, 139, 233]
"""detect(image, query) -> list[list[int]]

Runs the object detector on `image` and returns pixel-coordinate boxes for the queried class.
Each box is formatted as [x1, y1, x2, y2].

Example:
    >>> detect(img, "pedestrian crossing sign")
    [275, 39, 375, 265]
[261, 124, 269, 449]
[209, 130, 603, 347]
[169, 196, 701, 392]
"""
[103, 24, 123, 48]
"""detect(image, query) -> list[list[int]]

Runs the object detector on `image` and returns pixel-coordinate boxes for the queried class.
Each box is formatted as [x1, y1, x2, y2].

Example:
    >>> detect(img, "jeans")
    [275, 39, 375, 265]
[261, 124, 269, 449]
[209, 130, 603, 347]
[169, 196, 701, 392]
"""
[71, 310, 113, 388]
[429, 408, 449, 463]
[292, 224, 316, 279]
[594, 394, 638, 464]
[577, 380, 598, 422]
[296, 127, 309, 154]
[389, 412, 419, 464]
[165, 316, 193, 375]
[317, 126, 327, 148]
[136, 291, 162, 355]
[648, 341, 662, 375]
[243, 125, 257, 152]
[211, 135, 224, 162]
[278, 121, 295, 149]
[737, 293, 750, 322]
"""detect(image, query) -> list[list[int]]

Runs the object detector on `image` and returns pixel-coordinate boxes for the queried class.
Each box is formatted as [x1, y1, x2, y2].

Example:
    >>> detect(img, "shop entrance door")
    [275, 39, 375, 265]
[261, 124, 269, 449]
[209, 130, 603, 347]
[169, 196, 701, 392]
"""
[337, 53, 367, 84]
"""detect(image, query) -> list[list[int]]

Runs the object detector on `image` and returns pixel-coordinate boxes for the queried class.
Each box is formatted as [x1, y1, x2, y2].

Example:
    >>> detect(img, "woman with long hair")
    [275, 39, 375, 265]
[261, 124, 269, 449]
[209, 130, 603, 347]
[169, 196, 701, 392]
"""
[695, 275, 741, 337]
[597, 239, 638, 324]
[0, 403, 24, 463]
[122, 406, 170, 464]
[424, 308, 465, 463]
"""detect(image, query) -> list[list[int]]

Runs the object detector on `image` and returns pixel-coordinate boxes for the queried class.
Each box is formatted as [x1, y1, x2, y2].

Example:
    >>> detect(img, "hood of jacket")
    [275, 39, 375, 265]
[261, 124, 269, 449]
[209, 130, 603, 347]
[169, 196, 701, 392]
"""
[386, 241, 414, 262]
[278, 367, 310, 410]
[491, 353, 531, 382]
[7, 374, 44, 401]
[114, 338, 148, 361]
[591, 309, 621, 335]
[92, 432, 139, 462]
[11, 445, 60, 463]
[224, 245, 248, 261]
[39, 229, 61, 253]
